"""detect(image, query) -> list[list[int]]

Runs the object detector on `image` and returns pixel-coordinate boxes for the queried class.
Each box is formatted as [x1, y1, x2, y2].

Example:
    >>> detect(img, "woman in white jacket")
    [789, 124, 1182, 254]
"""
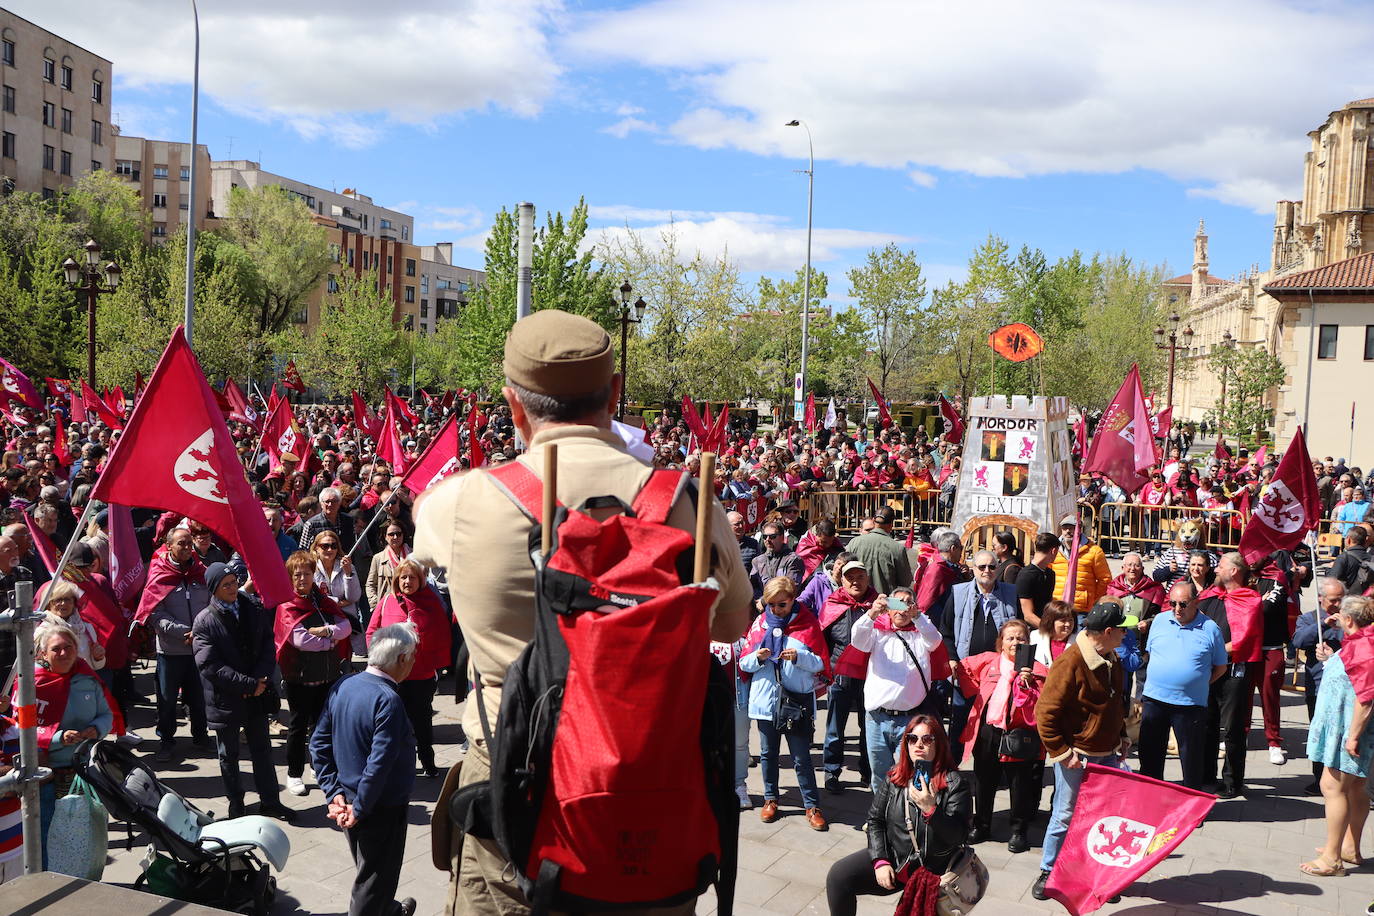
[36, 578, 105, 670]
[311, 531, 364, 657]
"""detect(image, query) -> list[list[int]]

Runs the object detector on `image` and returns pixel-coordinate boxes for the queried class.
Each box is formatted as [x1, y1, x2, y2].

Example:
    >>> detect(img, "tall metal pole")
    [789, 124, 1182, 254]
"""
[1166, 335, 1177, 410]
[619, 308, 629, 422]
[516, 201, 534, 320]
[785, 120, 813, 423]
[183, 0, 201, 346]
[87, 285, 97, 386]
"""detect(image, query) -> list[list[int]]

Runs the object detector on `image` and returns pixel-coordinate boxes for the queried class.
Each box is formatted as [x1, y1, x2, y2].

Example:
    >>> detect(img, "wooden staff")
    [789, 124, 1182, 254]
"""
[542, 444, 558, 557]
[695, 452, 716, 582]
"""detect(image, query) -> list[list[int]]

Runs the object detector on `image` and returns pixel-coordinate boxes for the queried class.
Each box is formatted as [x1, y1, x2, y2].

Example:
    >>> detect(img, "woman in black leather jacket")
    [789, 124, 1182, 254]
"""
[825, 714, 972, 916]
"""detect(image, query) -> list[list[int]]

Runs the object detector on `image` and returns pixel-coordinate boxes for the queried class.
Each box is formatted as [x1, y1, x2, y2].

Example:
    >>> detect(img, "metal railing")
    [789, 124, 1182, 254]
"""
[799, 487, 952, 536]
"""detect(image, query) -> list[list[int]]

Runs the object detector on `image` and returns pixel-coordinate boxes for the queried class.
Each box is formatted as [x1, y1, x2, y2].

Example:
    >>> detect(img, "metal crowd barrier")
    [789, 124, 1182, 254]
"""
[800, 487, 952, 536]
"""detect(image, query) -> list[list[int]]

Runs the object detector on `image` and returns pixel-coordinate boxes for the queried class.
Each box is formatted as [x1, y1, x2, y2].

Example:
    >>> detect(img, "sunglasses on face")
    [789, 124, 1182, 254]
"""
[317, 543, 339, 551]
[1168, 600, 1191, 608]
[974, 563, 996, 571]
[764, 532, 783, 539]
[908, 734, 936, 747]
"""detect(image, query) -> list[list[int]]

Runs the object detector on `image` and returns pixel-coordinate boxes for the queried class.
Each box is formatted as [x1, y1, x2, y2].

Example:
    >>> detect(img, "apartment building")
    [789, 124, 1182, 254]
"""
[0, 9, 112, 197]
[112, 133, 212, 242]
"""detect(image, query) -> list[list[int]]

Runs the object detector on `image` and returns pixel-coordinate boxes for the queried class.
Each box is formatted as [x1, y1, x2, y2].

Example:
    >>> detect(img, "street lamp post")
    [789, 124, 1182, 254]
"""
[785, 119, 813, 422]
[615, 281, 646, 422]
[61, 239, 122, 388]
[1153, 313, 1194, 410]
[1216, 330, 1235, 436]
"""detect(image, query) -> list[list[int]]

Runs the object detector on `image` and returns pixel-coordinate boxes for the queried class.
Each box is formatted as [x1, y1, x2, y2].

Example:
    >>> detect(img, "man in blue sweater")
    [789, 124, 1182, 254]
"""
[310, 622, 419, 916]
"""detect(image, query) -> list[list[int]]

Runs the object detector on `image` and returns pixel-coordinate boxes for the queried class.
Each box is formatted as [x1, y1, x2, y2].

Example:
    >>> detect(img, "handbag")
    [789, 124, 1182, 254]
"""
[996, 670, 1042, 762]
[770, 663, 812, 734]
[295, 596, 343, 685]
[905, 791, 988, 916]
[48, 772, 108, 881]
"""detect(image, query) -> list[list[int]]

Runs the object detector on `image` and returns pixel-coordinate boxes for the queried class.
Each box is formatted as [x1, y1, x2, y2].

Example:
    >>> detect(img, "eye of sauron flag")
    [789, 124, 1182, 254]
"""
[90, 328, 292, 609]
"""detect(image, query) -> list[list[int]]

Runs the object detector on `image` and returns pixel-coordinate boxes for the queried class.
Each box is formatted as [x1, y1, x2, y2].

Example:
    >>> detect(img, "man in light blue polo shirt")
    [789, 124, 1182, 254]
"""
[1138, 580, 1228, 788]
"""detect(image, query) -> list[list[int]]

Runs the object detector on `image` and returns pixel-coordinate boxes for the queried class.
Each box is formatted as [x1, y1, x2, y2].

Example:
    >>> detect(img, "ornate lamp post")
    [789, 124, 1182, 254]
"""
[615, 280, 646, 422]
[61, 239, 122, 388]
[1216, 330, 1235, 435]
[1153, 312, 1194, 410]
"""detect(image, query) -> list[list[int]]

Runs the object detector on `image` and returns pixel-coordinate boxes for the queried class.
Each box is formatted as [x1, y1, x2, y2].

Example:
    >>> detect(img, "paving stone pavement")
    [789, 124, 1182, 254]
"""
[94, 662, 1374, 916]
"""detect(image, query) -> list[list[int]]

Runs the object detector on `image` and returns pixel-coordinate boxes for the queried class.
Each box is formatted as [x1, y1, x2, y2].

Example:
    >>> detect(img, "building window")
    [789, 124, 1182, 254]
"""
[42, 145, 54, 171]
[402, 225, 409, 241]
[42, 187, 56, 201]
[329, 243, 340, 263]
[347, 248, 354, 268]
[90, 160, 101, 172]
[152, 222, 167, 238]
[152, 192, 167, 208]
[1318, 324, 1339, 359]
[60, 65, 72, 90]
[404, 315, 413, 331]
[1, 86, 12, 113]
[436, 277, 449, 290]
[1365, 326, 1374, 361]
[387, 255, 393, 274]
[180, 166, 190, 181]
[420, 300, 429, 318]
[42, 58, 54, 83]
[380, 218, 392, 230]
[91, 79, 102, 102]
[179, 193, 188, 210]
[115, 159, 135, 177]
[327, 274, 339, 294]
[1, 132, 13, 159]
[2, 40, 13, 67]
[60, 150, 71, 176]
[42, 101, 55, 127]
[152, 164, 168, 179]
[91, 120, 101, 145]
[61, 108, 72, 134]
[404, 286, 415, 303]
[405, 258, 415, 277]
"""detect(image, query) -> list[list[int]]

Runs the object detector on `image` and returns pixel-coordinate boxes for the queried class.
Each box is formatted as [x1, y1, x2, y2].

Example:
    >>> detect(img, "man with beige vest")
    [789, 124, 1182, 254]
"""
[413, 309, 752, 916]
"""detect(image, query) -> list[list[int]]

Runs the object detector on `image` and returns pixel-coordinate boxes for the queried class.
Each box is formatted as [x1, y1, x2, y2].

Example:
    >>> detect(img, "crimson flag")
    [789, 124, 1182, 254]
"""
[261, 397, 304, 468]
[1045, 765, 1215, 915]
[1081, 364, 1153, 496]
[81, 379, 123, 429]
[1072, 416, 1087, 459]
[400, 414, 460, 495]
[223, 377, 261, 431]
[132, 370, 146, 405]
[704, 403, 730, 453]
[386, 387, 417, 434]
[0, 358, 42, 409]
[1252, 444, 1268, 469]
[804, 392, 817, 432]
[1238, 430, 1320, 565]
[938, 394, 965, 443]
[22, 511, 57, 574]
[46, 377, 72, 399]
[1151, 405, 1173, 439]
[281, 359, 306, 392]
[89, 328, 291, 609]
[210, 383, 232, 417]
[441, 389, 457, 411]
[267, 383, 282, 415]
[466, 401, 486, 469]
[680, 395, 708, 450]
[702, 402, 715, 444]
[1214, 436, 1231, 462]
[866, 378, 893, 430]
[106, 503, 147, 609]
[375, 403, 408, 473]
[67, 386, 87, 423]
[52, 411, 70, 466]
[352, 391, 381, 440]
[111, 385, 129, 418]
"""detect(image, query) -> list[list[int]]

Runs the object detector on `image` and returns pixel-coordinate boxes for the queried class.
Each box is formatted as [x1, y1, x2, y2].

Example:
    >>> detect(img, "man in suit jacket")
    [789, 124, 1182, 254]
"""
[940, 549, 1022, 759]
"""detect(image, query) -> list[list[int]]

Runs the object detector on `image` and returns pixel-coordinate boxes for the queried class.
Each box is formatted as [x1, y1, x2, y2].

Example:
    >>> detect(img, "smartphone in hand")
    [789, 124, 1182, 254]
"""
[1014, 642, 1035, 671]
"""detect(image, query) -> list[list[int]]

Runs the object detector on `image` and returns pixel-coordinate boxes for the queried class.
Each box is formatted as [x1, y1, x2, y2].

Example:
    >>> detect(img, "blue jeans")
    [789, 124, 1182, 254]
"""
[823, 677, 868, 780]
[865, 708, 921, 793]
[758, 719, 820, 809]
[156, 653, 207, 746]
[1040, 753, 1126, 872]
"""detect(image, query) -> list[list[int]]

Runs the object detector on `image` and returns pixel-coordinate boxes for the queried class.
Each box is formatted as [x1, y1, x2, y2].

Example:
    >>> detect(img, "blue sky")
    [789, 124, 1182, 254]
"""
[26, 0, 1374, 301]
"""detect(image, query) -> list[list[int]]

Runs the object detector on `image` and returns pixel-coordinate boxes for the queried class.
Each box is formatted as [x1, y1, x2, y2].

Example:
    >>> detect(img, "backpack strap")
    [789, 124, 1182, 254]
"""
[630, 469, 689, 525]
[485, 460, 562, 524]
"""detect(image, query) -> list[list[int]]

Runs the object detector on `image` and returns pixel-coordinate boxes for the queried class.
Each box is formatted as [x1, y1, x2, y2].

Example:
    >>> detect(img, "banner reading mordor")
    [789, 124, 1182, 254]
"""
[1045, 765, 1216, 915]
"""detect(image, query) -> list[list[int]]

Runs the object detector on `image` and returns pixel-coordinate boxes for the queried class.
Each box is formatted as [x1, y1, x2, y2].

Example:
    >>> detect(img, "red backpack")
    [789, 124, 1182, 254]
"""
[466, 461, 738, 914]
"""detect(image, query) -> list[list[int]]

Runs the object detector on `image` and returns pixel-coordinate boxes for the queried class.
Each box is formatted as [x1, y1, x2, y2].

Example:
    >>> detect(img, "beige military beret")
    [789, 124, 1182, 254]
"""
[503, 309, 614, 397]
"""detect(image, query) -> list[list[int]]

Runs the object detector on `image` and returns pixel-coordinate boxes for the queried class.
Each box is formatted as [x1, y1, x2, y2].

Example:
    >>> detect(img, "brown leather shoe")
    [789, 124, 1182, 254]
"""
[806, 807, 828, 831]
[759, 800, 779, 823]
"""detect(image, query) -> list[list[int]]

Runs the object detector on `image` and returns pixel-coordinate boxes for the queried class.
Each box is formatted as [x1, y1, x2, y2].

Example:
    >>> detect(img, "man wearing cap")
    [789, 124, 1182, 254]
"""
[751, 521, 805, 602]
[819, 560, 878, 791]
[1031, 598, 1135, 901]
[776, 500, 807, 547]
[411, 309, 751, 916]
[846, 505, 912, 597]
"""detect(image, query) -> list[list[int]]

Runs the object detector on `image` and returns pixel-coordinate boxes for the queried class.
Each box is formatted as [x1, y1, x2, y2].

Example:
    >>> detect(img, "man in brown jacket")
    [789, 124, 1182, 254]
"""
[1031, 599, 1138, 900]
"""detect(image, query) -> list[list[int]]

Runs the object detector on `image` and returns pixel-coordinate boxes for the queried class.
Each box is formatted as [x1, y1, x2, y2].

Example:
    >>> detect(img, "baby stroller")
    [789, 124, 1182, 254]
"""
[74, 738, 289, 915]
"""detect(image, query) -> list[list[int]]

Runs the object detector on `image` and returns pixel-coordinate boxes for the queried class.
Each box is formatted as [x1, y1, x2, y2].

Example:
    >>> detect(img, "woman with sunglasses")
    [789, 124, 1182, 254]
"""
[366, 522, 411, 611]
[312, 531, 364, 658]
[825, 715, 972, 916]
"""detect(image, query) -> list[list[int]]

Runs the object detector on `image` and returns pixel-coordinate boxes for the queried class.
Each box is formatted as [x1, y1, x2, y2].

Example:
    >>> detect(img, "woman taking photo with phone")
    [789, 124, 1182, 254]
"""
[824, 715, 973, 916]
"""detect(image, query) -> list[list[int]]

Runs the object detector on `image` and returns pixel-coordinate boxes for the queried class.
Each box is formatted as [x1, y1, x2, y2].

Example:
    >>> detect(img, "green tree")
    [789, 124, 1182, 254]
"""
[279, 269, 405, 398]
[62, 170, 148, 260]
[221, 185, 330, 335]
[1206, 345, 1285, 447]
[920, 235, 1013, 404]
[846, 243, 927, 395]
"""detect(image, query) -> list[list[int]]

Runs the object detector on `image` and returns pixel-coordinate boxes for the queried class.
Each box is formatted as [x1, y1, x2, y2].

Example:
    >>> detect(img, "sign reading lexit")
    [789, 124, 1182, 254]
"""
[952, 395, 1074, 537]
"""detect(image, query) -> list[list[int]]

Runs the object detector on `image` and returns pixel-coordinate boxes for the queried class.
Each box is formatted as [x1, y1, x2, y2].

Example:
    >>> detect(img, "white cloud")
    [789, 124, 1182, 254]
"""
[908, 170, 937, 189]
[566, 0, 1374, 213]
[589, 205, 915, 272]
[418, 205, 486, 235]
[17, 0, 563, 147]
[601, 116, 659, 138]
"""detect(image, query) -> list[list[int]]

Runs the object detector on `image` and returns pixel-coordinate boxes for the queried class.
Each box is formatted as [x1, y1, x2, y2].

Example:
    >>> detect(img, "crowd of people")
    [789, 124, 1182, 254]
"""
[0, 313, 1369, 915]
